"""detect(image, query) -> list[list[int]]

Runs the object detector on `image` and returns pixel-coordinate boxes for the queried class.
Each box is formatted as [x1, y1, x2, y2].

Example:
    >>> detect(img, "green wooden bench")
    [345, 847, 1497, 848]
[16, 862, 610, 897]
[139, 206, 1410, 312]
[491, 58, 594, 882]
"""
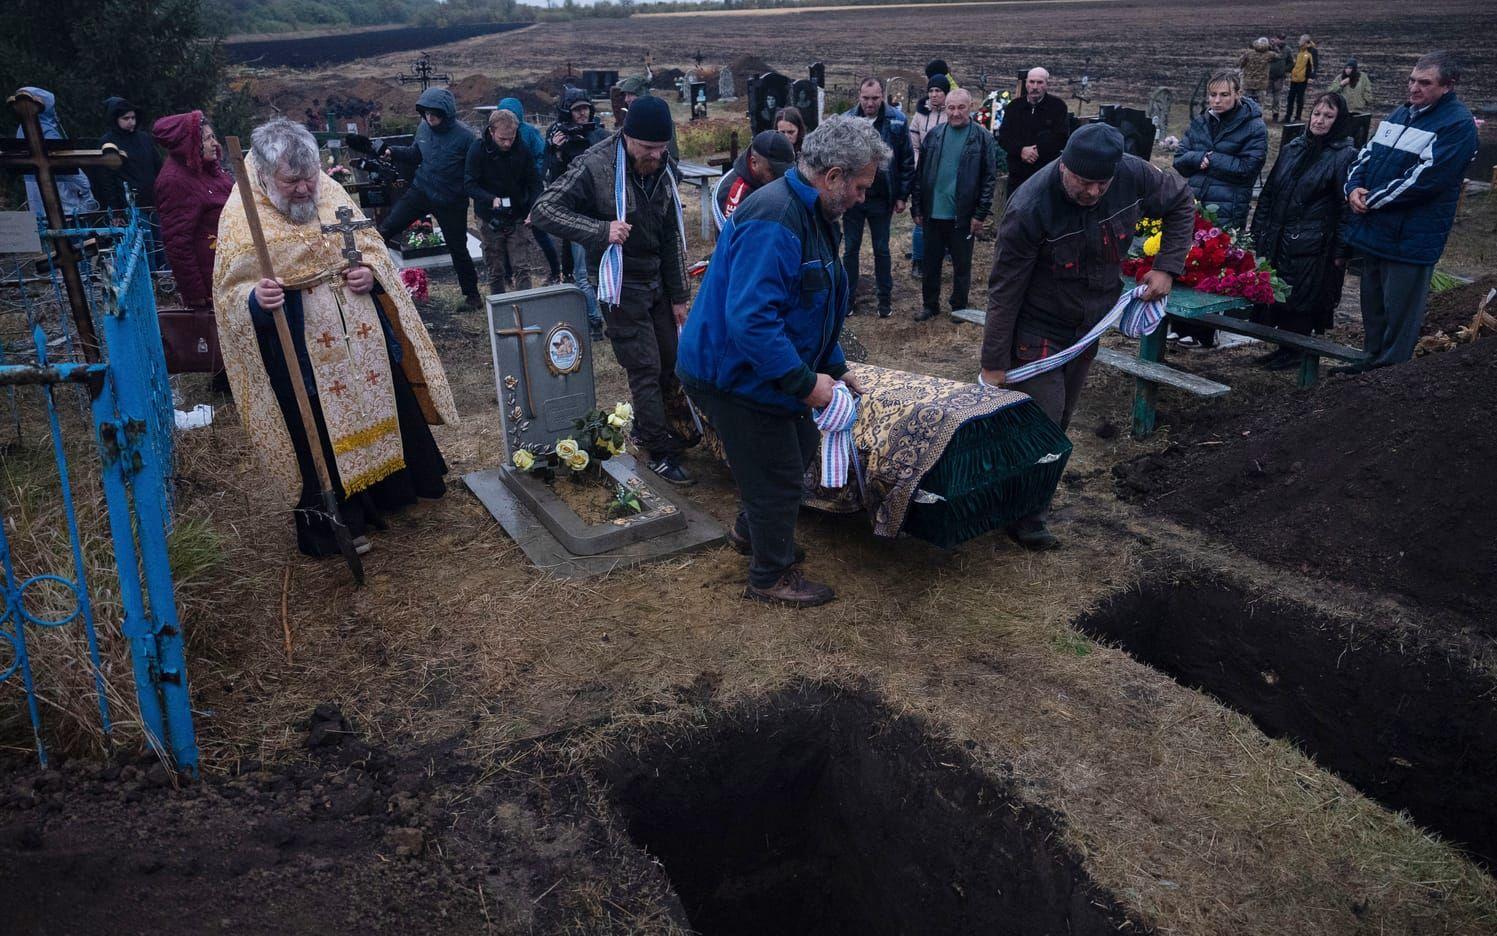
[1189, 312, 1366, 388]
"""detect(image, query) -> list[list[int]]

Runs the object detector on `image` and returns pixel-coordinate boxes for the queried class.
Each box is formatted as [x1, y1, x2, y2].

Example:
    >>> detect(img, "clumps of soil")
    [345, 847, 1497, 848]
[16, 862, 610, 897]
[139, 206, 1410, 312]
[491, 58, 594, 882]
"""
[727, 55, 775, 97]
[1114, 339, 1497, 629]
[594, 685, 1147, 935]
[1421, 273, 1497, 343]
[1076, 575, 1497, 866]
[0, 706, 684, 934]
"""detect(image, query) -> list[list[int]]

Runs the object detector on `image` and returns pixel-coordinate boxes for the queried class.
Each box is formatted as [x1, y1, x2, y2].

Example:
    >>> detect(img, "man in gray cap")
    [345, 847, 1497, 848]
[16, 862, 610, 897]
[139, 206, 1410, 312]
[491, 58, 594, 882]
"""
[532, 94, 695, 485]
[712, 129, 797, 229]
[980, 122, 1194, 549]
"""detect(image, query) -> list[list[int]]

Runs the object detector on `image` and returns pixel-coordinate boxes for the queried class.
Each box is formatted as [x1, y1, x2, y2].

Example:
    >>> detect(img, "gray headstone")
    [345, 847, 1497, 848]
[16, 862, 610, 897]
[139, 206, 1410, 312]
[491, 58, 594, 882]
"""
[719, 66, 737, 101]
[486, 284, 593, 460]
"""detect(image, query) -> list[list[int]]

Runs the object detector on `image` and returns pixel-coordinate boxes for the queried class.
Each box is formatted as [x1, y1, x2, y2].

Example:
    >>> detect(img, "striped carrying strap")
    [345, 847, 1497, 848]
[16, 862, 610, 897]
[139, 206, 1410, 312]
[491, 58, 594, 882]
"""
[597, 137, 688, 307]
[814, 382, 864, 492]
[1000, 285, 1167, 385]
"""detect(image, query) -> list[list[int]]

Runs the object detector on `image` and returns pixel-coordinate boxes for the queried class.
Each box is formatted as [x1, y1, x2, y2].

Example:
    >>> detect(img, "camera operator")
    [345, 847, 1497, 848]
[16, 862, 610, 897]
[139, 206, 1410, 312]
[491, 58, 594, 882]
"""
[546, 87, 608, 336]
[465, 109, 545, 294]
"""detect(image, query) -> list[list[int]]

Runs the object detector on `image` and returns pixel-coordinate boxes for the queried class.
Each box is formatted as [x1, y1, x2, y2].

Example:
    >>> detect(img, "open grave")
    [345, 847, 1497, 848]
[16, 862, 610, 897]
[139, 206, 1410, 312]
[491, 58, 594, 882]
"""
[594, 686, 1146, 936]
[1076, 574, 1497, 866]
[1104, 340, 1497, 866]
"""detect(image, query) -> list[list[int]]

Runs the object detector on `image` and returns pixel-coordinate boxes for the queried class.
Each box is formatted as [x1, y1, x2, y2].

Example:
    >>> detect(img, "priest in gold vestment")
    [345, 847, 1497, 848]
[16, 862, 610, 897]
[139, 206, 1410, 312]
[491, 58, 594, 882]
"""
[213, 118, 458, 557]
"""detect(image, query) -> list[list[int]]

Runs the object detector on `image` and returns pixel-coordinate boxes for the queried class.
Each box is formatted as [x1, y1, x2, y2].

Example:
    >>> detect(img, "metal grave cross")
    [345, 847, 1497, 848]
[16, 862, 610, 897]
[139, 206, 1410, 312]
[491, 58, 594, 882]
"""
[320, 204, 375, 265]
[493, 303, 544, 419]
[0, 88, 125, 362]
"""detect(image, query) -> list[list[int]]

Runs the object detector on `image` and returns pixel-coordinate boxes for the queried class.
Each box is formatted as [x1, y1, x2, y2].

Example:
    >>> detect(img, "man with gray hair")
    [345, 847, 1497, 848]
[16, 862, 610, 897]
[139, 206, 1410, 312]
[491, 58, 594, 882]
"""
[677, 115, 886, 607]
[212, 117, 458, 558]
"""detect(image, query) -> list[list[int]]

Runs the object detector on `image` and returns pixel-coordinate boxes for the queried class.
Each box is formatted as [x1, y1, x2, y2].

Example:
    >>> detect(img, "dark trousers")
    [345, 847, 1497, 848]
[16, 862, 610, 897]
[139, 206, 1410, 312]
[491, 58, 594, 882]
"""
[843, 201, 894, 304]
[531, 227, 562, 277]
[1286, 82, 1309, 122]
[688, 385, 818, 588]
[379, 189, 478, 298]
[920, 218, 975, 313]
[1359, 254, 1434, 368]
[604, 281, 684, 459]
[1006, 344, 1097, 527]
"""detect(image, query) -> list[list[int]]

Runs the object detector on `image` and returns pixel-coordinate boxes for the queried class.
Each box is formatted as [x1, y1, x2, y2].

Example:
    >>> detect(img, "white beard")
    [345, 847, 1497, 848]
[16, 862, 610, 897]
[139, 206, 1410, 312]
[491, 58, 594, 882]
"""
[264, 179, 320, 225]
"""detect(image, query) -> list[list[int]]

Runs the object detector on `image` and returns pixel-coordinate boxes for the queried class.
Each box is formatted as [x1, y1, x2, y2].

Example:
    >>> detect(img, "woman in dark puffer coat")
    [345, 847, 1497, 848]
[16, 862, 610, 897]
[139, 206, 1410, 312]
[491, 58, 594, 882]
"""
[1249, 92, 1357, 368]
[153, 110, 233, 308]
[1171, 69, 1268, 348]
[1174, 70, 1268, 230]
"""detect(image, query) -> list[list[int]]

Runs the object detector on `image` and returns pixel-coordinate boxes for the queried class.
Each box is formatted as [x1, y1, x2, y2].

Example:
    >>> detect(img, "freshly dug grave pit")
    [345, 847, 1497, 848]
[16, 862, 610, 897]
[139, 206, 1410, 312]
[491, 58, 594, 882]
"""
[594, 686, 1146, 936]
[1076, 575, 1497, 867]
[1115, 339, 1497, 630]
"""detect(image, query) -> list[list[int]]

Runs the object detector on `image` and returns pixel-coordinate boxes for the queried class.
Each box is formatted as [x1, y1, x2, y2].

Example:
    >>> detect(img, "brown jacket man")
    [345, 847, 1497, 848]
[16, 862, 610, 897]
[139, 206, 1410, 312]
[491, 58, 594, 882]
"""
[981, 124, 1193, 549]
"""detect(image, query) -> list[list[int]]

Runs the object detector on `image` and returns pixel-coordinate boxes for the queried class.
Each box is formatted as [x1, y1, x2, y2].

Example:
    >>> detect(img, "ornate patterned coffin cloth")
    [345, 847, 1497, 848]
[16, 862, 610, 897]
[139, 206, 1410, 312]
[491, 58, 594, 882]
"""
[801, 364, 1072, 548]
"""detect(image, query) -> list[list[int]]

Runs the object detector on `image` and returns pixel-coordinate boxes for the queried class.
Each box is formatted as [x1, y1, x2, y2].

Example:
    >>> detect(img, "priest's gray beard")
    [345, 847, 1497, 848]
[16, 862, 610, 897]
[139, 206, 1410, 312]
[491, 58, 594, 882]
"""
[265, 180, 320, 225]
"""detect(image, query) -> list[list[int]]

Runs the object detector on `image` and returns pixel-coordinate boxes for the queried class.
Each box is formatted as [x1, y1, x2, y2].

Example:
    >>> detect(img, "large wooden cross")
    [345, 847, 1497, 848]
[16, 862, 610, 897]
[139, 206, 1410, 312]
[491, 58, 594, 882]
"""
[0, 89, 124, 363]
[320, 204, 375, 266]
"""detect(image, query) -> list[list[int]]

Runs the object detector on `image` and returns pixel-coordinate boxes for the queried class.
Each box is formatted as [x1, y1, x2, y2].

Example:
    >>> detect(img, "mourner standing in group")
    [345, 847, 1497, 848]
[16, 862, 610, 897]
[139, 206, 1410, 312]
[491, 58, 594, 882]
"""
[154, 109, 231, 311]
[532, 95, 696, 485]
[712, 129, 797, 229]
[546, 87, 610, 338]
[997, 67, 1071, 196]
[1338, 50, 1478, 373]
[910, 88, 997, 323]
[465, 108, 545, 294]
[841, 77, 914, 319]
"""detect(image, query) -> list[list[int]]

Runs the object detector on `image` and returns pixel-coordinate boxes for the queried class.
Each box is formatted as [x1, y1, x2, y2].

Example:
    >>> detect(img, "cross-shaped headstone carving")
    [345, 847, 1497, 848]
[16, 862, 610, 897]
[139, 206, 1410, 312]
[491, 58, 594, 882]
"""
[320, 204, 375, 266]
[0, 89, 125, 362]
[493, 303, 543, 419]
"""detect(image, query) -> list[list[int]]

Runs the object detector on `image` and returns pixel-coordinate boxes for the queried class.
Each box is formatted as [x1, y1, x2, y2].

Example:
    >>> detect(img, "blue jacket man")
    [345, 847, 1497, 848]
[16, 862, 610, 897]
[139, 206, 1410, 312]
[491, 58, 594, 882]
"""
[1339, 52, 1478, 371]
[840, 79, 915, 318]
[679, 115, 888, 608]
[377, 87, 481, 305]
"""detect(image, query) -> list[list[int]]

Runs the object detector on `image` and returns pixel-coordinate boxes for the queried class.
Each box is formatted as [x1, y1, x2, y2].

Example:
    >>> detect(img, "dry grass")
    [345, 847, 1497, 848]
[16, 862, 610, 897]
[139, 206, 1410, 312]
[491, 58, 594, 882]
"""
[5, 92, 1497, 933]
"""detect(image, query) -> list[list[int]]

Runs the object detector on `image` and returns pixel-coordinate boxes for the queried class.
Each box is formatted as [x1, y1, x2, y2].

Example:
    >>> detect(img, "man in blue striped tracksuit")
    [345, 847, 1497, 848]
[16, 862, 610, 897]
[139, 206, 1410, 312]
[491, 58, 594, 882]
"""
[678, 116, 889, 608]
[1337, 50, 1478, 373]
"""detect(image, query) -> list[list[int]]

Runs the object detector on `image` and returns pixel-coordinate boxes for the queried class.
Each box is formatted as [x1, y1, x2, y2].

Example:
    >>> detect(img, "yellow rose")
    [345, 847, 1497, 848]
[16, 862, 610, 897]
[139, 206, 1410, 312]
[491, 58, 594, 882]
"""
[612, 402, 633, 421]
[555, 438, 579, 459]
[1143, 232, 1162, 257]
[607, 413, 626, 428]
[566, 450, 590, 471]
[512, 450, 535, 471]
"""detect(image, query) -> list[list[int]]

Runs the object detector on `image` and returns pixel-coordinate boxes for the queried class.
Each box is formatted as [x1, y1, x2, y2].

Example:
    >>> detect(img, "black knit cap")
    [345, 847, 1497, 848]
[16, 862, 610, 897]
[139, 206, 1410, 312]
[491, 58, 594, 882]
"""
[925, 59, 951, 79]
[1061, 123, 1126, 181]
[622, 95, 673, 144]
[927, 73, 952, 92]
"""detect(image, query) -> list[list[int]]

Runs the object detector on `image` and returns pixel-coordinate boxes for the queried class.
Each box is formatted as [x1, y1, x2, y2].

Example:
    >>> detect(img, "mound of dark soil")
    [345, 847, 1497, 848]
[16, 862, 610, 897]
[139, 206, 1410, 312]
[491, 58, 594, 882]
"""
[0, 706, 682, 935]
[1115, 340, 1497, 629]
[1423, 274, 1497, 338]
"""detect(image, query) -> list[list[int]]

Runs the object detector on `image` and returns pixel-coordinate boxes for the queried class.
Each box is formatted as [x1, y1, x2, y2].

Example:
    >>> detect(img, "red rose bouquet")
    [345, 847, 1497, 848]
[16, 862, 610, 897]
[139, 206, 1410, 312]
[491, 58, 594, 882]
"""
[1121, 203, 1287, 304]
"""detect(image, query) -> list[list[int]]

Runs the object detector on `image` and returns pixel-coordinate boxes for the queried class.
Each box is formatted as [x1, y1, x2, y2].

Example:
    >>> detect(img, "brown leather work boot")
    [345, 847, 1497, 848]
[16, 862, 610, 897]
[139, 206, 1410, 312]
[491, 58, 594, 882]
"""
[744, 570, 835, 608]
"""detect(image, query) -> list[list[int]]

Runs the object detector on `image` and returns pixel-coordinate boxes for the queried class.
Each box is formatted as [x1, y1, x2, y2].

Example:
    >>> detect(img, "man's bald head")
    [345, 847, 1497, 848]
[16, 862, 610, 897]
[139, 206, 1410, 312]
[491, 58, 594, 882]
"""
[945, 88, 974, 127]
[1026, 67, 1050, 102]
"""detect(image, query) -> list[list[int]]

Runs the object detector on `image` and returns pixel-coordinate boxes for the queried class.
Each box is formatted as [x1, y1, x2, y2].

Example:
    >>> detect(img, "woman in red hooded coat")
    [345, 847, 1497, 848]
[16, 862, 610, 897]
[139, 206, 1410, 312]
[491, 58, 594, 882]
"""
[153, 111, 233, 308]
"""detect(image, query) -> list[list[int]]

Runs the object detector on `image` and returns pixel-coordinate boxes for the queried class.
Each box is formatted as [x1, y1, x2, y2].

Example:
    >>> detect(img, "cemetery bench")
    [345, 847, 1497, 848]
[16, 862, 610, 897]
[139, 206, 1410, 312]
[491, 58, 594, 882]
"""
[1188, 312, 1366, 387]
[676, 161, 723, 244]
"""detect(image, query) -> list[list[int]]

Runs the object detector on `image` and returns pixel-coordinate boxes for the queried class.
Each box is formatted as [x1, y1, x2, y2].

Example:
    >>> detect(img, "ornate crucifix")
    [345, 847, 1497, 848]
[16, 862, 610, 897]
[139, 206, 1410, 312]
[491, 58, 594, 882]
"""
[320, 204, 375, 266]
[1, 89, 125, 362]
[493, 303, 542, 420]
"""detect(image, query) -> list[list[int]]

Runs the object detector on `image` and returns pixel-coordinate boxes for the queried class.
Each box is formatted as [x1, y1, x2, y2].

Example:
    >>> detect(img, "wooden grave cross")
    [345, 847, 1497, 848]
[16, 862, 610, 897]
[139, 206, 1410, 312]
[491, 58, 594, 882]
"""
[320, 204, 375, 266]
[493, 302, 543, 419]
[1, 88, 126, 362]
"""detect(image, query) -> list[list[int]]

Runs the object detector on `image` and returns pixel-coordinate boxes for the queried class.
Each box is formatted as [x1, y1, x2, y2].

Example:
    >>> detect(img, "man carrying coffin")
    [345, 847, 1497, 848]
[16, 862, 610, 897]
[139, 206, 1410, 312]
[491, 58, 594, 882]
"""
[213, 118, 459, 557]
